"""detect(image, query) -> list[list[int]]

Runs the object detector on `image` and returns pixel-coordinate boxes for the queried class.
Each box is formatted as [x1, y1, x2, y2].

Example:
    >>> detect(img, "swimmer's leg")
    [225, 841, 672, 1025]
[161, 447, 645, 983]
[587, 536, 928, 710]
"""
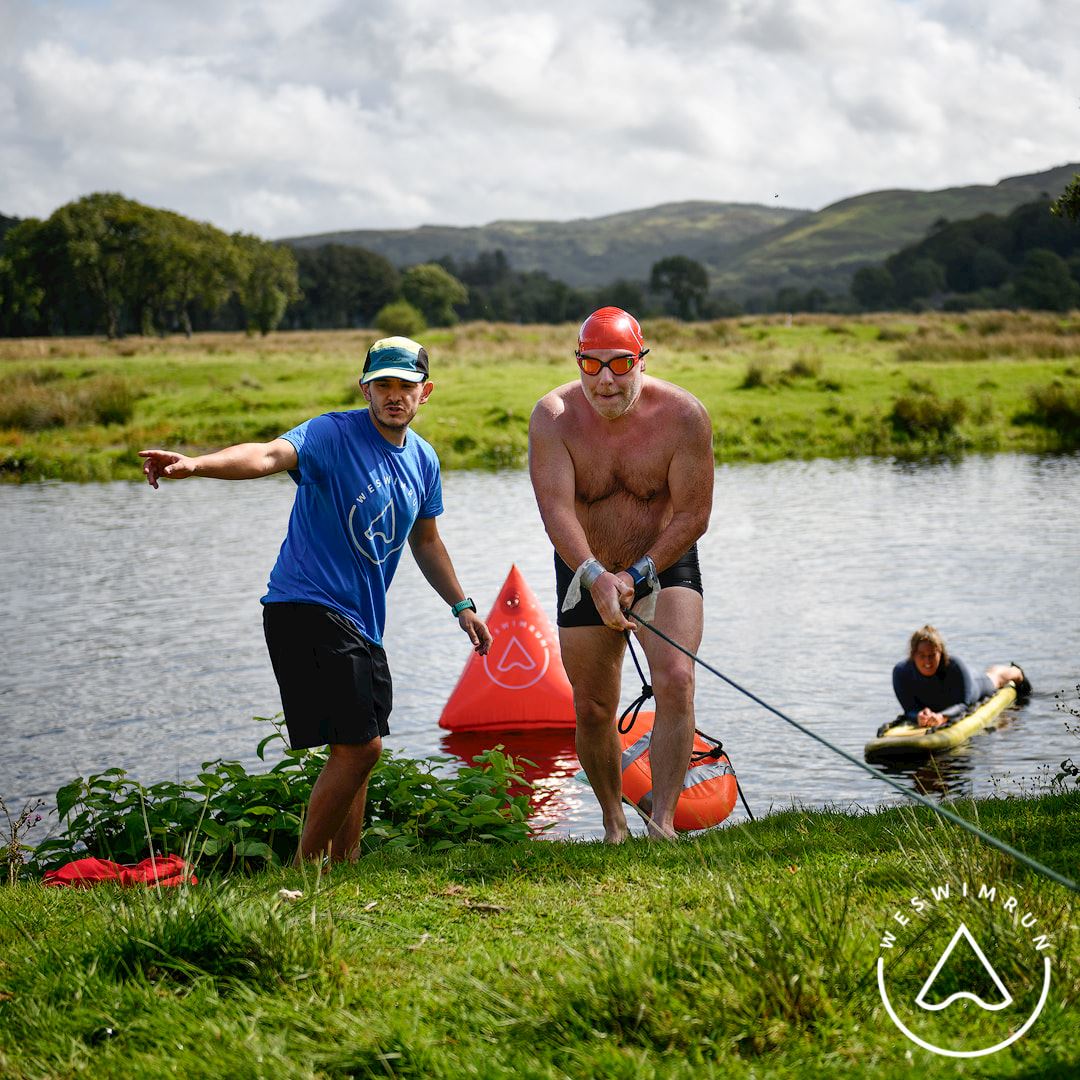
[560, 625, 630, 844]
[637, 586, 703, 841]
[989, 665, 1028, 691]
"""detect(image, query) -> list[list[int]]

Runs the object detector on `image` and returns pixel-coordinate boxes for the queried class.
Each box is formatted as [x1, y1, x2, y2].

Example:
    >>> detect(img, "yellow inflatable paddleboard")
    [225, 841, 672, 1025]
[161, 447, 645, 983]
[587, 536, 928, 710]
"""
[864, 683, 1018, 761]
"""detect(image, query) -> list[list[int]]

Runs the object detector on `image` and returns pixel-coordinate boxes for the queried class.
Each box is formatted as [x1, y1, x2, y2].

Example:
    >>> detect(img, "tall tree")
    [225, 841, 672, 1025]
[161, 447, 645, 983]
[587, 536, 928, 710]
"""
[401, 263, 468, 326]
[1013, 249, 1079, 311]
[649, 256, 709, 320]
[53, 193, 148, 337]
[233, 235, 301, 335]
[290, 244, 398, 328]
[1051, 174, 1080, 223]
[851, 265, 895, 310]
[136, 211, 241, 336]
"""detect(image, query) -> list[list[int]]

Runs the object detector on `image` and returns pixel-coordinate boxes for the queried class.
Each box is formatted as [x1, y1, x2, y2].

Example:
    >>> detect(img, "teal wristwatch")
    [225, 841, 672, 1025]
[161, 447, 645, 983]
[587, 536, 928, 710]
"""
[450, 597, 477, 618]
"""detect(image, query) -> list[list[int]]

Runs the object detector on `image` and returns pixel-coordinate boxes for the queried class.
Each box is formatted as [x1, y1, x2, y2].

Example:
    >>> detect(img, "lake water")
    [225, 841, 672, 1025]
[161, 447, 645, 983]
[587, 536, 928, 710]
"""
[2, 454, 1078, 841]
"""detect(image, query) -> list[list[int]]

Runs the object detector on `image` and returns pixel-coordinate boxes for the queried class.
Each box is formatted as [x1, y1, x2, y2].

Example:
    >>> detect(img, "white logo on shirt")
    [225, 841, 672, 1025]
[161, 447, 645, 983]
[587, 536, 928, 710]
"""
[348, 500, 406, 565]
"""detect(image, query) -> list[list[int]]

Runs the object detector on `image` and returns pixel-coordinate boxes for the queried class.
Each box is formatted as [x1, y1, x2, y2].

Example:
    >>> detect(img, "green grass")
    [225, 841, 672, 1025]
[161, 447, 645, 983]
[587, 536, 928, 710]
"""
[1, 791, 1078, 1078]
[2, 312, 1080, 482]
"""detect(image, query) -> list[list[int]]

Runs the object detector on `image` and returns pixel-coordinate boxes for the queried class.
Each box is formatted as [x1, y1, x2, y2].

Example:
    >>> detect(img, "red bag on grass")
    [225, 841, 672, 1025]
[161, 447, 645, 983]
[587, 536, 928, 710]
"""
[42, 854, 197, 888]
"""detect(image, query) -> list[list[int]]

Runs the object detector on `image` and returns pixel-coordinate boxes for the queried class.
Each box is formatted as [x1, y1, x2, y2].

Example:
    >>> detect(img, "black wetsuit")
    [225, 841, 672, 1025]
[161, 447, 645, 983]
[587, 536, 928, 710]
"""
[892, 656, 995, 722]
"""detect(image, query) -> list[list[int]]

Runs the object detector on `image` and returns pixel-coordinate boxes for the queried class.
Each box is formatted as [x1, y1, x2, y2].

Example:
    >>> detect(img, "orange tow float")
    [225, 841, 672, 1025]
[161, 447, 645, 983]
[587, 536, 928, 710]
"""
[618, 717, 739, 832]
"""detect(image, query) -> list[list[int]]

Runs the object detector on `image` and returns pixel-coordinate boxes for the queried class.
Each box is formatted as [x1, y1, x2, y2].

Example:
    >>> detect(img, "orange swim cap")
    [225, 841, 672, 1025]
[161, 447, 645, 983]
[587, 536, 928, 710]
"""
[577, 307, 647, 356]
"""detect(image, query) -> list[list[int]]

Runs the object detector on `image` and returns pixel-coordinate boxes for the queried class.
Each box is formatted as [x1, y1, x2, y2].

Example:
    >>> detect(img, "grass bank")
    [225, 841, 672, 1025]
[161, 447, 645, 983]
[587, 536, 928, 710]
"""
[1, 791, 1077, 1078]
[1, 312, 1080, 482]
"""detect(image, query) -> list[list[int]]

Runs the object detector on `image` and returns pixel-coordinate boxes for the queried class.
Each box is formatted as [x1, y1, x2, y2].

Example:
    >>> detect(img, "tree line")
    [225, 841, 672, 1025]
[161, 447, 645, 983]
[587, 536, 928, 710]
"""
[3, 181, 1078, 338]
[850, 197, 1080, 313]
[0, 193, 749, 338]
[0, 194, 300, 338]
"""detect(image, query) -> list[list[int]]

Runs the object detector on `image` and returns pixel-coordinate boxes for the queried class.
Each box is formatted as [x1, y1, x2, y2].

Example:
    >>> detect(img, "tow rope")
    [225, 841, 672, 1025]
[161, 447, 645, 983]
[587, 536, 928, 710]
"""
[619, 631, 755, 821]
[628, 612, 1079, 894]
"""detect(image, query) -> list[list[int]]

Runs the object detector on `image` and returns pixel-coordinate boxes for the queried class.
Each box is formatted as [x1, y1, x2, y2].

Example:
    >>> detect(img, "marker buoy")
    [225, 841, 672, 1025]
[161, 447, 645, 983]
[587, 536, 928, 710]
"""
[438, 565, 577, 732]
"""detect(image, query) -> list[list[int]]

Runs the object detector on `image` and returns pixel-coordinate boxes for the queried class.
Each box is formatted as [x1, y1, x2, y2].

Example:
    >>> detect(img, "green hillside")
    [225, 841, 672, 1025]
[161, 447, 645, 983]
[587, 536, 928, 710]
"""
[283, 163, 1079, 300]
[283, 201, 808, 288]
[715, 162, 1080, 298]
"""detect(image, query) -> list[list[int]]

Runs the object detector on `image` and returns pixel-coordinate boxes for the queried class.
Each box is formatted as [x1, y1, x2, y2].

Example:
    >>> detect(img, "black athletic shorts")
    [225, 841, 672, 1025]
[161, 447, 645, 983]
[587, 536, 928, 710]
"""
[262, 602, 392, 750]
[555, 544, 704, 628]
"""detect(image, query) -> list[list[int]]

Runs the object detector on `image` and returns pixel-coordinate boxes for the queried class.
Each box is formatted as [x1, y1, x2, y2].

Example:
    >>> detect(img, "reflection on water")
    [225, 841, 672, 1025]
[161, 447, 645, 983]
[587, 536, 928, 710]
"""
[439, 730, 586, 837]
[2, 454, 1079, 841]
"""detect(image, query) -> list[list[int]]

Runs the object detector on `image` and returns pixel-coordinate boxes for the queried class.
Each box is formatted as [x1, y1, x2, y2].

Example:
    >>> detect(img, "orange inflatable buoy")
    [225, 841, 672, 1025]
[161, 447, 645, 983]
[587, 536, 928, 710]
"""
[619, 717, 738, 832]
[438, 565, 577, 732]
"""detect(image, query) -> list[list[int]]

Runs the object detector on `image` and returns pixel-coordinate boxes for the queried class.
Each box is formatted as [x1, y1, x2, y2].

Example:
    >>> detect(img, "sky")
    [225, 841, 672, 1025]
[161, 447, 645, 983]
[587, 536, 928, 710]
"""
[1, 0, 1078, 239]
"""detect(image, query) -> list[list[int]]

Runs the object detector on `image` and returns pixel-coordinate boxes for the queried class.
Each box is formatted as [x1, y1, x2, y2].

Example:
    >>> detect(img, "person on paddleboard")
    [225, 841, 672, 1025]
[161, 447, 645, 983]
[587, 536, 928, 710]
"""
[893, 625, 1029, 728]
[139, 336, 491, 864]
[528, 307, 713, 842]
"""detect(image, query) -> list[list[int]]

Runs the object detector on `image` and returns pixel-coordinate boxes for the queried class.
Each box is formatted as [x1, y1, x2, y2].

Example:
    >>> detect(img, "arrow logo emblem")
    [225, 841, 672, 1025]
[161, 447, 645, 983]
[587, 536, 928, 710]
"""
[915, 924, 1013, 1012]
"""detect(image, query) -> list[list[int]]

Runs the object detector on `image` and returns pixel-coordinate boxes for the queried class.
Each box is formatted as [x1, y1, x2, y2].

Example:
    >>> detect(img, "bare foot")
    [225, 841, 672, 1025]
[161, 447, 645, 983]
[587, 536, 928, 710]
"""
[646, 824, 678, 842]
[604, 826, 630, 844]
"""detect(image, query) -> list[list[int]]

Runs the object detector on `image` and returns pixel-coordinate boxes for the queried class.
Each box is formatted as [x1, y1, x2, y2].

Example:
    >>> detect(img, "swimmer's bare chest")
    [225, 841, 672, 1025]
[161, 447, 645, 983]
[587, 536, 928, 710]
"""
[563, 426, 677, 567]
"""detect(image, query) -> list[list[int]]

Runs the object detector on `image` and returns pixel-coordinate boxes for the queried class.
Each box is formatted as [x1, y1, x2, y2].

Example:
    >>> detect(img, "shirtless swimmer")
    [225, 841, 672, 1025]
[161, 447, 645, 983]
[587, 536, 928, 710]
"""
[528, 307, 714, 842]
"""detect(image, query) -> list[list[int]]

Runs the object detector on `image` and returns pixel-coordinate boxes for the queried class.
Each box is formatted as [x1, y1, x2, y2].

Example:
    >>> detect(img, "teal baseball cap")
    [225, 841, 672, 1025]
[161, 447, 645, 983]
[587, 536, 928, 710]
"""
[361, 336, 430, 384]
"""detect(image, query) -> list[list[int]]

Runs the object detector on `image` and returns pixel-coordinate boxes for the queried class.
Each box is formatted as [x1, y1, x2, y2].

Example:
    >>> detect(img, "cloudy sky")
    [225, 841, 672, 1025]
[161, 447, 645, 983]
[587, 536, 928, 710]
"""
[2, 1, 1077, 238]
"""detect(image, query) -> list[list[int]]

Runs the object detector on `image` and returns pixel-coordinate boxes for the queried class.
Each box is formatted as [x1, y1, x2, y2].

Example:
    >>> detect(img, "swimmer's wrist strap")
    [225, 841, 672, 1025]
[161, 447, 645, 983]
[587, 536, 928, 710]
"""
[626, 554, 661, 621]
[561, 556, 607, 612]
[626, 555, 658, 590]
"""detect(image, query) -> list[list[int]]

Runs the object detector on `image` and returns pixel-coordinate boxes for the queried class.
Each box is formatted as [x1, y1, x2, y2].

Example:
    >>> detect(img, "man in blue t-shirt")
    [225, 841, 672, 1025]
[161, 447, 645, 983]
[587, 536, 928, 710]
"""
[140, 337, 491, 863]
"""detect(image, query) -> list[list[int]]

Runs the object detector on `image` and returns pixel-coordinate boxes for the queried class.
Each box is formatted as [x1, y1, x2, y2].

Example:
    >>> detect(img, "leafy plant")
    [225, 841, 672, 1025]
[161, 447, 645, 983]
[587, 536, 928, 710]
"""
[27, 717, 537, 875]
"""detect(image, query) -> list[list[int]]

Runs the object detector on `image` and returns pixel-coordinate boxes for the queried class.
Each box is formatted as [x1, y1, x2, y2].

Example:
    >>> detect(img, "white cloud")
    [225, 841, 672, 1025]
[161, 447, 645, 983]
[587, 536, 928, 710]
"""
[0, 0, 1076, 236]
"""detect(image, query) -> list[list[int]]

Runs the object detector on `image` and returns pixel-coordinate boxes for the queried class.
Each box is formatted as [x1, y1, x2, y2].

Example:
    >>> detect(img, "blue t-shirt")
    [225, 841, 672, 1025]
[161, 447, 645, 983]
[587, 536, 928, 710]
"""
[261, 409, 443, 645]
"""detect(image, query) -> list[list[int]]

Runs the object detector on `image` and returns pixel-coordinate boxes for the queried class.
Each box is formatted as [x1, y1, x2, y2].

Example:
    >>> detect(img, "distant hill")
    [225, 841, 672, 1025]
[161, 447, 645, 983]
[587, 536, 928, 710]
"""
[283, 163, 1079, 300]
[282, 201, 808, 290]
[713, 163, 1080, 298]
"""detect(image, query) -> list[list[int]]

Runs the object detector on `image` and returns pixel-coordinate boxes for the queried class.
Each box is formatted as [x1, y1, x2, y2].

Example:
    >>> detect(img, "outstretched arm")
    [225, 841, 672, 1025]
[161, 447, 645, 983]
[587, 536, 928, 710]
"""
[408, 516, 491, 655]
[139, 439, 298, 488]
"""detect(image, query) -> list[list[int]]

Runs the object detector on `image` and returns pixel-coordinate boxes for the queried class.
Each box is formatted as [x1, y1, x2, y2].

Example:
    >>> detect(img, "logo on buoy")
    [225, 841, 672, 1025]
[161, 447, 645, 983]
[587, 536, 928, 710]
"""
[876, 880, 1053, 1058]
[483, 619, 551, 690]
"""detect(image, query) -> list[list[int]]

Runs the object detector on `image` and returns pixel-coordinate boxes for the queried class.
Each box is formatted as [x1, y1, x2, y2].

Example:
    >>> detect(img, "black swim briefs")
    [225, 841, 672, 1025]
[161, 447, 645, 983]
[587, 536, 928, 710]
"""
[555, 545, 703, 628]
[262, 602, 392, 750]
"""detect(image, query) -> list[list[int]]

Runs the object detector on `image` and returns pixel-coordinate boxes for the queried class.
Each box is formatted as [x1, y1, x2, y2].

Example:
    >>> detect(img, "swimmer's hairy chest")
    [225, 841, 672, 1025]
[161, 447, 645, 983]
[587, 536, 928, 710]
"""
[567, 445, 671, 506]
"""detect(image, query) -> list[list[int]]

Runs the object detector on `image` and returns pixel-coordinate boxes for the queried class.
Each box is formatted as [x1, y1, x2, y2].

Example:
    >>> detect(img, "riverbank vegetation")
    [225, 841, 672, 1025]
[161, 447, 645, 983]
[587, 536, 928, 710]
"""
[23, 719, 536, 875]
[1, 311, 1079, 481]
[1, 790, 1077, 1077]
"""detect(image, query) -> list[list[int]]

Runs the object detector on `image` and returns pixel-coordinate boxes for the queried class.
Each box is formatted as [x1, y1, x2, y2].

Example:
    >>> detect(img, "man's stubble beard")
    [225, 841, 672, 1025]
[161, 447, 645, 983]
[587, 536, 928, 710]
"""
[370, 400, 416, 430]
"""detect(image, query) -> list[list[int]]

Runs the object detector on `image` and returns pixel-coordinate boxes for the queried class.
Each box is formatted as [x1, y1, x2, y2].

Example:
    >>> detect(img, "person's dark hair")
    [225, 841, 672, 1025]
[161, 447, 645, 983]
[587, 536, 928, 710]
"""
[909, 624, 949, 670]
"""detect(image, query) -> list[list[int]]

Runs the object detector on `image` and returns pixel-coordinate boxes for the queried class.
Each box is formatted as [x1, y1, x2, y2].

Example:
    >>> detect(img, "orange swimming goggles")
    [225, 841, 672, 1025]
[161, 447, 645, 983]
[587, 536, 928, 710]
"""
[575, 349, 649, 376]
